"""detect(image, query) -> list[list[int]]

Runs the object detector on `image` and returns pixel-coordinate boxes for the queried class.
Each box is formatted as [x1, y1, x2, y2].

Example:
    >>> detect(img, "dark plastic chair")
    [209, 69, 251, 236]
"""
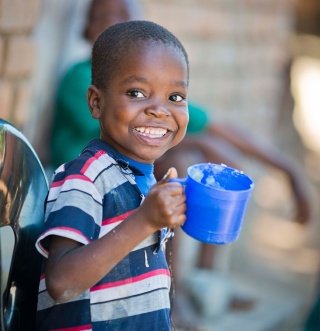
[0, 119, 48, 330]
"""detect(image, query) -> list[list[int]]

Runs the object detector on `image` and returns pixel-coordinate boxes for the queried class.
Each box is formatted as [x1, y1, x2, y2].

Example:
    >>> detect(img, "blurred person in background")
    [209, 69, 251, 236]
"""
[154, 102, 311, 319]
[49, 0, 312, 328]
[50, 0, 142, 170]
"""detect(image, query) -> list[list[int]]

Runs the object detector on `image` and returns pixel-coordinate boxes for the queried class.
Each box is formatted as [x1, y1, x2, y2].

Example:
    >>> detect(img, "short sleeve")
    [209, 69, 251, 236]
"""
[35, 169, 102, 258]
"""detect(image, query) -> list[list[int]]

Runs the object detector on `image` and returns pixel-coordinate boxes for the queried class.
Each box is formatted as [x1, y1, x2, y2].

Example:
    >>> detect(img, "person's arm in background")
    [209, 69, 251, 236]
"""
[183, 102, 246, 169]
[205, 121, 311, 224]
[166, 101, 311, 224]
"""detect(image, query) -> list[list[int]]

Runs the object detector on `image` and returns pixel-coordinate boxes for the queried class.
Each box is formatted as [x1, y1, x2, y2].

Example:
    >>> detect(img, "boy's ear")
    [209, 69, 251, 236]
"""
[87, 85, 102, 119]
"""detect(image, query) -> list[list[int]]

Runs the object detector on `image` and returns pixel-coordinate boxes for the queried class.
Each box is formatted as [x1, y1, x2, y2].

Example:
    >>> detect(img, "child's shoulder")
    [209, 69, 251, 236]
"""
[53, 140, 130, 187]
[54, 147, 116, 182]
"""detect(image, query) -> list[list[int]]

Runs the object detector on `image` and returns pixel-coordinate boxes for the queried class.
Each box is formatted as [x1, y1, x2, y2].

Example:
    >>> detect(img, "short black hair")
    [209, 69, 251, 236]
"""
[91, 20, 189, 89]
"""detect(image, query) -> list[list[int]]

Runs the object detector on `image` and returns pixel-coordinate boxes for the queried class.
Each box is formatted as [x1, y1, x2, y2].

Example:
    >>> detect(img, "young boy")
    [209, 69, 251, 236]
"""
[36, 20, 189, 330]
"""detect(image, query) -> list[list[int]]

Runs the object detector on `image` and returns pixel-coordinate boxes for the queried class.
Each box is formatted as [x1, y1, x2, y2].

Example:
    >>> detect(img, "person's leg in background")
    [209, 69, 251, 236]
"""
[155, 146, 206, 329]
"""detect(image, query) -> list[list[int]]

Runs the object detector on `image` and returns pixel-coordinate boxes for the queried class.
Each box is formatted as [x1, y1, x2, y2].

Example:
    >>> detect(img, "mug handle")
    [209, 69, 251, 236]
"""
[168, 178, 187, 185]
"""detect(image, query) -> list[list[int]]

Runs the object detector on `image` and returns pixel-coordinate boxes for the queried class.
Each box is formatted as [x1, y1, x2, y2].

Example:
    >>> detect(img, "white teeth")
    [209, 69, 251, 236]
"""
[136, 127, 145, 133]
[135, 127, 167, 138]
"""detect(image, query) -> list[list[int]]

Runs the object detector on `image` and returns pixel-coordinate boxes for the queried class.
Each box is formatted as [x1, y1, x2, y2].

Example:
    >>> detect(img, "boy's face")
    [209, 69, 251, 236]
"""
[89, 44, 189, 164]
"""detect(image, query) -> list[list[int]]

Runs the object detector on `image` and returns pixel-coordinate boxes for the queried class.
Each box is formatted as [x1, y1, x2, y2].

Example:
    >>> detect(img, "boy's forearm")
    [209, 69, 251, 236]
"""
[46, 210, 155, 303]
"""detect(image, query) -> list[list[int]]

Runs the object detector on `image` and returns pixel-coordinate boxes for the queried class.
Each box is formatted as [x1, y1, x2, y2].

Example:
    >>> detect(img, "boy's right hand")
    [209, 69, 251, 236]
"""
[138, 167, 187, 231]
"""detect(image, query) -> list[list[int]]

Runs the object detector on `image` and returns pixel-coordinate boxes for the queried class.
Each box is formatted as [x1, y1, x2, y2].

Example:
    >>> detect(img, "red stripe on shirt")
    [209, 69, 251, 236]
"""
[41, 227, 90, 244]
[81, 150, 106, 174]
[52, 324, 92, 331]
[91, 268, 170, 292]
[102, 210, 134, 226]
[51, 174, 91, 188]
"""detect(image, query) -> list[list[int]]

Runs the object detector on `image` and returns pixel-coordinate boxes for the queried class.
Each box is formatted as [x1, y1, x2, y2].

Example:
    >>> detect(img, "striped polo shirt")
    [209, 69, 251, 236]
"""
[36, 139, 171, 331]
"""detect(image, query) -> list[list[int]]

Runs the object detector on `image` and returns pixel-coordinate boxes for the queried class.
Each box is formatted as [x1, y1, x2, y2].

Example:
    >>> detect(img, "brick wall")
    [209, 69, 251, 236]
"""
[0, 0, 41, 130]
[141, 0, 296, 140]
[0, 0, 298, 155]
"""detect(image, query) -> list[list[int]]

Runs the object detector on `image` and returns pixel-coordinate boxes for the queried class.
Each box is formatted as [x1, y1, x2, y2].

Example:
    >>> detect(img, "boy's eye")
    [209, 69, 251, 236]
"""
[127, 90, 144, 98]
[169, 94, 184, 102]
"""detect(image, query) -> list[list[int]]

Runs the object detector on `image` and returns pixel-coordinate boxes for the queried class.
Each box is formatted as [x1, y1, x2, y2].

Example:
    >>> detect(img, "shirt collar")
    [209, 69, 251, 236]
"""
[85, 139, 153, 176]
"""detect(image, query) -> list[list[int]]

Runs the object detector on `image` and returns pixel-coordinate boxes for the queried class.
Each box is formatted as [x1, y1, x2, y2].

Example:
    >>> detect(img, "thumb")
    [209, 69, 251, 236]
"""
[161, 167, 178, 182]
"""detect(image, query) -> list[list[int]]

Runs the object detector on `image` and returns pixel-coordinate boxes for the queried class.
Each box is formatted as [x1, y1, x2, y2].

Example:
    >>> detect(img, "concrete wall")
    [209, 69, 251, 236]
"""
[0, 0, 41, 130]
[141, 0, 295, 141]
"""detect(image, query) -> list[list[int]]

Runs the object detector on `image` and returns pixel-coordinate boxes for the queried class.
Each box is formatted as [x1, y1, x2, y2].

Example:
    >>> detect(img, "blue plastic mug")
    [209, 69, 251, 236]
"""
[171, 163, 254, 245]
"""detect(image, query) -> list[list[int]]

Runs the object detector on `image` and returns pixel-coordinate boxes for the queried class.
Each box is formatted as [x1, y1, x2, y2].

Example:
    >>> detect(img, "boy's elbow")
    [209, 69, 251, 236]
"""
[46, 276, 79, 304]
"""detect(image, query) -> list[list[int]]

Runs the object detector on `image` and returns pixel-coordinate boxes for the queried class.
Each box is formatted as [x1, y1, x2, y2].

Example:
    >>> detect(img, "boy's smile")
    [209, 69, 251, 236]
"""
[134, 126, 167, 138]
[89, 43, 189, 164]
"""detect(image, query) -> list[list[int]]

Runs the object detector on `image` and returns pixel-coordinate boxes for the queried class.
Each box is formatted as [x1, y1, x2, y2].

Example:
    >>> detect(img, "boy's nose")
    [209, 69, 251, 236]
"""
[145, 104, 170, 118]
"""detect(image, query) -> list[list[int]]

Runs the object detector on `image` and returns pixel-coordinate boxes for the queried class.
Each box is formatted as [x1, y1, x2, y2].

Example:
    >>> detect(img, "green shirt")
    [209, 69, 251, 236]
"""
[51, 60, 100, 168]
[187, 102, 209, 134]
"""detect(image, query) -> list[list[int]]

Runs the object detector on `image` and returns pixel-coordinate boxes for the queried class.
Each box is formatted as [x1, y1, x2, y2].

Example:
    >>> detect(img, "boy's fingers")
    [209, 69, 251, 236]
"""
[153, 167, 183, 196]
[162, 167, 178, 181]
